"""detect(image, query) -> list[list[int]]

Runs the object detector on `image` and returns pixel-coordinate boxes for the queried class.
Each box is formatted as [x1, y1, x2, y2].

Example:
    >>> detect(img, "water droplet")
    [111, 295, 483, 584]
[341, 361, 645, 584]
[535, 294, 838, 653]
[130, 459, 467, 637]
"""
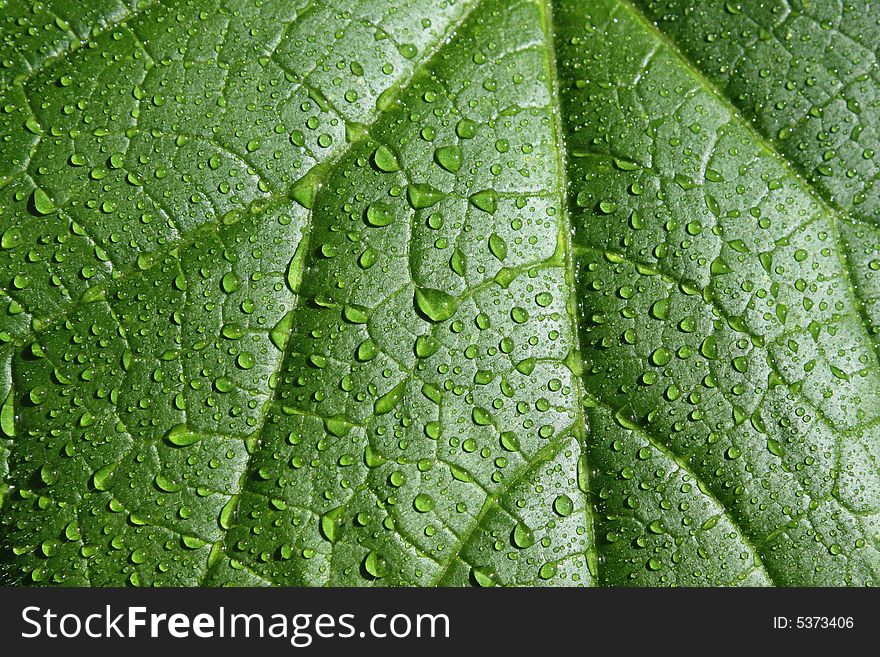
[434, 145, 462, 172]
[365, 201, 394, 227]
[343, 304, 369, 324]
[373, 145, 400, 172]
[701, 515, 719, 531]
[0, 392, 13, 438]
[767, 438, 785, 457]
[155, 474, 181, 493]
[456, 118, 478, 139]
[516, 357, 536, 375]
[511, 307, 529, 324]
[320, 507, 344, 543]
[700, 336, 718, 360]
[290, 168, 324, 209]
[24, 116, 41, 135]
[553, 494, 574, 517]
[449, 464, 473, 482]
[408, 183, 444, 209]
[324, 414, 353, 437]
[221, 272, 240, 294]
[219, 496, 239, 530]
[374, 380, 405, 415]
[415, 334, 439, 358]
[414, 288, 457, 322]
[270, 312, 293, 350]
[470, 189, 497, 213]
[364, 551, 388, 579]
[413, 493, 434, 513]
[165, 424, 202, 446]
[472, 407, 493, 426]
[500, 431, 520, 452]
[1, 227, 22, 249]
[512, 523, 535, 548]
[450, 248, 466, 276]
[650, 299, 669, 320]
[92, 464, 116, 491]
[364, 445, 386, 468]
[705, 168, 724, 182]
[237, 352, 256, 370]
[651, 348, 671, 366]
[471, 566, 495, 587]
[182, 536, 205, 549]
[710, 257, 732, 275]
[598, 199, 618, 214]
[359, 247, 377, 269]
[357, 339, 379, 361]
[535, 292, 553, 307]
[489, 233, 507, 261]
[32, 188, 55, 215]
[538, 562, 557, 580]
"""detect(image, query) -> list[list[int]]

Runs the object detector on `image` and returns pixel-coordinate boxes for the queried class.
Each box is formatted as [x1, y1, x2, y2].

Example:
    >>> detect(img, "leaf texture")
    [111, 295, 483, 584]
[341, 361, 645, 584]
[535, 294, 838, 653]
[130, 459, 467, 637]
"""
[0, 0, 878, 586]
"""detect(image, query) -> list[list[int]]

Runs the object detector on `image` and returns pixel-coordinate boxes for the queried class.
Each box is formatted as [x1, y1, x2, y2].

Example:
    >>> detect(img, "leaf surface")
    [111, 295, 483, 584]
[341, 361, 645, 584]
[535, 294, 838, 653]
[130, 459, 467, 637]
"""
[0, 0, 878, 586]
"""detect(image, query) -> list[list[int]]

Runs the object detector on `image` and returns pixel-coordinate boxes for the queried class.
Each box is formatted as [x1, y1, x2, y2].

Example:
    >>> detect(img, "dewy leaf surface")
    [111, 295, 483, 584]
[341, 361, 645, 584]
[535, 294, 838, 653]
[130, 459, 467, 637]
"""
[0, 0, 877, 586]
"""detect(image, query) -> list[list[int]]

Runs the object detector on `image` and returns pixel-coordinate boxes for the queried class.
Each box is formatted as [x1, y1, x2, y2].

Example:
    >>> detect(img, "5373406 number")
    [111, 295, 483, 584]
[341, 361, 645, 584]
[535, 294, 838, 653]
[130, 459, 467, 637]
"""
[773, 617, 854, 629]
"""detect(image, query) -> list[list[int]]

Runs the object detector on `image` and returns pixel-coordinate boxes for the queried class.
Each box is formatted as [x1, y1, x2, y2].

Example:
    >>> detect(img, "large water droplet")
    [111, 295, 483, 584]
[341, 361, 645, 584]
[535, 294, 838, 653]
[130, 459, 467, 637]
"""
[408, 183, 444, 209]
[434, 145, 463, 172]
[32, 188, 55, 215]
[165, 424, 202, 446]
[372, 145, 400, 172]
[365, 201, 394, 227]
[470, 189, 497, 213]
[374, 380, 405, 415]
[414, 287, 457, 322]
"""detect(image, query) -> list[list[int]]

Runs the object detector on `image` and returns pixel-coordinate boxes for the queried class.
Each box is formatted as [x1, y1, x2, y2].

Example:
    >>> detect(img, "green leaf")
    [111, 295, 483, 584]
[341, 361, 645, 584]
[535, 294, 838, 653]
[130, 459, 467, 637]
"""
[0, 0, 878, 587]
